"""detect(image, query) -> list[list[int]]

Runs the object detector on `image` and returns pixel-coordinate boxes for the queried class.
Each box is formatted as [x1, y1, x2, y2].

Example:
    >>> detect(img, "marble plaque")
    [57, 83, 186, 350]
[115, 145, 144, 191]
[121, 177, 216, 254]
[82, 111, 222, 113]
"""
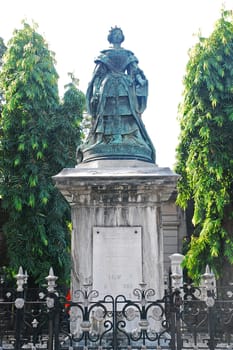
[93, 227, 142, 298]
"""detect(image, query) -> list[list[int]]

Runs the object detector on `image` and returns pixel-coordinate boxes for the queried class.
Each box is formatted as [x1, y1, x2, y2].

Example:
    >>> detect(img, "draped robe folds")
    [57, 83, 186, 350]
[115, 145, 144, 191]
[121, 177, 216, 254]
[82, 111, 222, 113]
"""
[79, 47, 155, 163]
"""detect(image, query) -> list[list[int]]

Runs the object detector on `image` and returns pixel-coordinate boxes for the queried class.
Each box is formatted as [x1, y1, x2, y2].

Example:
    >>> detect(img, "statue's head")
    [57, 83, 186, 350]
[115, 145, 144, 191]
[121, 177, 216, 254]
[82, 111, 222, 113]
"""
[107, 26, 125, 46]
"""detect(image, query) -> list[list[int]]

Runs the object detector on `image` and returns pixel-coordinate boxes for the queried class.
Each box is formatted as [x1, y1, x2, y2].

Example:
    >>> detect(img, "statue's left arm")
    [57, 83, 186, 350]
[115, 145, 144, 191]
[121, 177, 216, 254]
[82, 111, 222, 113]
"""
[127, 61, 148, 114]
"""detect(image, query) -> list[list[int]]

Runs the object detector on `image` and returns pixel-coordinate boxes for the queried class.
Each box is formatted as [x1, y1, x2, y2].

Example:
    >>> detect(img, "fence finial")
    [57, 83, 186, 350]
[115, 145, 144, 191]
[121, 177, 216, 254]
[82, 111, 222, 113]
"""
[16, 266, 25, 292]
[202, 264, 215, 291]
[45, 267, 58, 292]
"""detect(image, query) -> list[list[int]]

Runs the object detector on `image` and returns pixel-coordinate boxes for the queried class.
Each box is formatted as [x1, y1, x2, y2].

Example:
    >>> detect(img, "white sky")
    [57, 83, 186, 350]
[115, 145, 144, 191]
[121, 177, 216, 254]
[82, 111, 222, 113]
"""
[1, 0, 232, 168]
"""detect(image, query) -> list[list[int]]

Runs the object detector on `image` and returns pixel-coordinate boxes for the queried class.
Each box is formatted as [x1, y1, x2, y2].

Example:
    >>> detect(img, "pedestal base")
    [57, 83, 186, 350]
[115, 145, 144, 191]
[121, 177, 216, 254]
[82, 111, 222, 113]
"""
[53, 160, 179, 299]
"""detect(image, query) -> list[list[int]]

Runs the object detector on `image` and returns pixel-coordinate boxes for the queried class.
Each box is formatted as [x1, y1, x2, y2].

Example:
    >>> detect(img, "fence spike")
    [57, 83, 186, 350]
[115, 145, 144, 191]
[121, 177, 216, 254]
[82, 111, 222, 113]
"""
[16, 266, 25, 292]
[45, 266, 58, 292]
[49, 267, 54, 276]
[18, 266, 24, 275]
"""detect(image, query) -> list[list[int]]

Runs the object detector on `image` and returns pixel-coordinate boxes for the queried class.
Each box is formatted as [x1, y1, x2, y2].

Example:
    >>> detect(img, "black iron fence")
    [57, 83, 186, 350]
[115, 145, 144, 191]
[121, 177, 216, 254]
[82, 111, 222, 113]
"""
[1, 267, 233, 350]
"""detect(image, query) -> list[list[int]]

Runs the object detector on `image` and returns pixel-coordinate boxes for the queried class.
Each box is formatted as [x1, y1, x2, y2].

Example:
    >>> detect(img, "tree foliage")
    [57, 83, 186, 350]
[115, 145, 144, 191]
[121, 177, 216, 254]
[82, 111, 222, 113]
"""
[57, 72, 86, 168]
[0, 37, 6, 116]
[0, 22, 85, 285]
[175, 9, 233, 281]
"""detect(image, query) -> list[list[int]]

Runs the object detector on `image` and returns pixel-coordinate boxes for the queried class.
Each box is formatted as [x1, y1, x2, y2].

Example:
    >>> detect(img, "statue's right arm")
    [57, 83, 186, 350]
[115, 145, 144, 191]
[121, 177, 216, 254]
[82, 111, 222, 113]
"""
[87, 62, 108, 117]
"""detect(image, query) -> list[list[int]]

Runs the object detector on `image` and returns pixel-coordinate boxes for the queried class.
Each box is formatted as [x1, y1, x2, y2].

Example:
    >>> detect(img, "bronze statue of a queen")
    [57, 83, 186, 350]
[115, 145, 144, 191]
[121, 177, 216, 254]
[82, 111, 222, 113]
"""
[77, 26, 155, 164]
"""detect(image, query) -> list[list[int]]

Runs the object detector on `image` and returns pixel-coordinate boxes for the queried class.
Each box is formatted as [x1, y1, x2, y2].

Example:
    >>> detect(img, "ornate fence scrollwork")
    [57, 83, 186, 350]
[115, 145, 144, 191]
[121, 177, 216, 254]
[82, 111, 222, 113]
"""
[1, 266, 233, 349]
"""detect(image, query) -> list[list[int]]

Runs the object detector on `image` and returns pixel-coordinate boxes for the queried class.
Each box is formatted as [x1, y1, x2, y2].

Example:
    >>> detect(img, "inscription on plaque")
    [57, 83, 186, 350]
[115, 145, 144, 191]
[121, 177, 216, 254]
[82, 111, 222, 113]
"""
[93, 227, 142, 298]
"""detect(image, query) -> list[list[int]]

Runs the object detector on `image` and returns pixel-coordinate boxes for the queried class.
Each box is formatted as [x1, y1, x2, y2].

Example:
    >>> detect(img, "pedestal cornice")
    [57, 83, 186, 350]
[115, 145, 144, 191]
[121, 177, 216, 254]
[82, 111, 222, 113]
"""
[53, 160, 179, 205]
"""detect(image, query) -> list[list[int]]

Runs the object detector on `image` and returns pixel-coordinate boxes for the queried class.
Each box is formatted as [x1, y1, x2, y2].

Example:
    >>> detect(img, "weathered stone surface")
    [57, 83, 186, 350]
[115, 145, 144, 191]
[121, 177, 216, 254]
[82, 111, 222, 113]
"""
[93, 226, 142, 298]
[53, 160, 179, 298]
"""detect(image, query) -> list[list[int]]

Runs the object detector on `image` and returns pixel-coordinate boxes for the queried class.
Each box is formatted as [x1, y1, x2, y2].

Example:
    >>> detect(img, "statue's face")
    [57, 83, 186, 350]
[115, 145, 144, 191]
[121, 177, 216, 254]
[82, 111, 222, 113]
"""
[111, 29, 123, 44]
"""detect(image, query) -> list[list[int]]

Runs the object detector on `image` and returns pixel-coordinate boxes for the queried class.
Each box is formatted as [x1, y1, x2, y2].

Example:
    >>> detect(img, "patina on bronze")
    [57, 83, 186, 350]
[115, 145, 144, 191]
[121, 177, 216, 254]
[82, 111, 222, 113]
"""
[77, 27, 155, 164]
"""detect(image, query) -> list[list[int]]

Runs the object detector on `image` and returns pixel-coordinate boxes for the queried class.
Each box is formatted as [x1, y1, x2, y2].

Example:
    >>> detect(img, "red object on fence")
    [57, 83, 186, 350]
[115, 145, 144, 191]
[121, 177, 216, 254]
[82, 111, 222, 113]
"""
[65, 289, 71, 311]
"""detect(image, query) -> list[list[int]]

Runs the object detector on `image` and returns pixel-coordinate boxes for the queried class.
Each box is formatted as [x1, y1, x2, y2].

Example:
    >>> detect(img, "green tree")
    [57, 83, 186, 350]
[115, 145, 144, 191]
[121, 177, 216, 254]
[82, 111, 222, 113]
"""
[0, 37, 6, 116]
[0, 22, 85, 285]
[175, 9, 233, 282]
[0, 37, 6, 61]
[55, 72, 85, 168]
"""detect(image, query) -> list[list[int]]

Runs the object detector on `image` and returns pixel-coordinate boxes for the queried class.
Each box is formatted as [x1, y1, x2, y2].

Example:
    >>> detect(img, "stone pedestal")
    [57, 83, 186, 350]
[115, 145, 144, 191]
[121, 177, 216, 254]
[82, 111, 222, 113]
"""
[53, 160, 178, 299]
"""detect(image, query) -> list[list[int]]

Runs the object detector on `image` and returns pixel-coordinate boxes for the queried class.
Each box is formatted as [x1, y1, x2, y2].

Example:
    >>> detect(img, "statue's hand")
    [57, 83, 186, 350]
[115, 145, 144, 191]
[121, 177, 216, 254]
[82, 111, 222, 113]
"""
[91, 94, 99, 103]
[136, 74, 146, 86]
